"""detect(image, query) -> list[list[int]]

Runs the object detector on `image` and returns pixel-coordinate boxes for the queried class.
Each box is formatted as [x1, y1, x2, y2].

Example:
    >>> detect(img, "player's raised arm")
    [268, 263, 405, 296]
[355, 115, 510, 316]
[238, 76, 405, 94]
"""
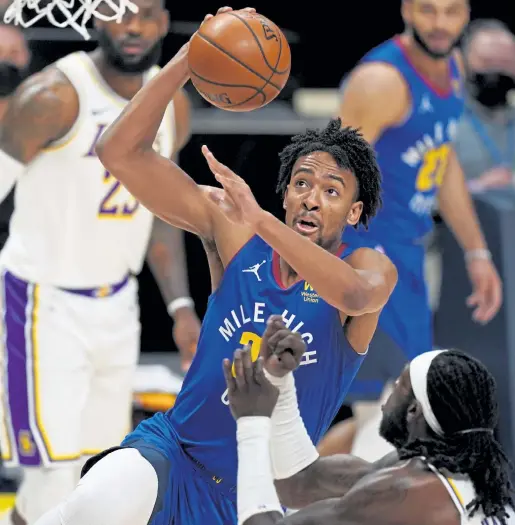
[0, 68, 78, 200]
[95, 42, 218, 238]
[338, 62, 409, 144]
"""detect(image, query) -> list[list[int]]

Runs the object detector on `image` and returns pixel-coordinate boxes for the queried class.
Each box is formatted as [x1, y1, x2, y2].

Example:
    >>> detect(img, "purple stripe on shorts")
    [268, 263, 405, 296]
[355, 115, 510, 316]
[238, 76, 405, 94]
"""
[3, 271, 43, 466]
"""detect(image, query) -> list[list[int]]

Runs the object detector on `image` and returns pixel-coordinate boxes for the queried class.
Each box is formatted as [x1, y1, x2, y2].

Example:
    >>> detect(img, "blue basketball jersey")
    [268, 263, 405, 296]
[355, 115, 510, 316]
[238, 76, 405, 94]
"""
[166, 235, 365, 487]
[345, 36, 464, 243]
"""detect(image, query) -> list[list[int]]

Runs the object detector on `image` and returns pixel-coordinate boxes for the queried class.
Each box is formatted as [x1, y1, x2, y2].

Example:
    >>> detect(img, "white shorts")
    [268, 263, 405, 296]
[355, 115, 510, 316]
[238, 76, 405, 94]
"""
[0, 270, 140, 467]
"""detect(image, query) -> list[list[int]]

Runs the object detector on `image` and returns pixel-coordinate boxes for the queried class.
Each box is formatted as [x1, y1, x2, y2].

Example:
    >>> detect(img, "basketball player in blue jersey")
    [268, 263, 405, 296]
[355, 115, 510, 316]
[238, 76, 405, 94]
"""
[318, 0, 503, 459]
[32, 7, 398, 525]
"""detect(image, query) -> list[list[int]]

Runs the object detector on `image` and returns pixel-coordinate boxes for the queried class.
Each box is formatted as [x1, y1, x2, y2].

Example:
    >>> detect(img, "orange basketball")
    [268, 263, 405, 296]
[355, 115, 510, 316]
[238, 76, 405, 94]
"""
[188, 10, 291, 112]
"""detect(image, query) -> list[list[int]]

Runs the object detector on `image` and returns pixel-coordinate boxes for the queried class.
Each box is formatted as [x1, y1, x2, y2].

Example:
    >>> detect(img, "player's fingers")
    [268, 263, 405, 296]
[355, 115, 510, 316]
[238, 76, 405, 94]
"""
[241, 7, 256, 13]
[266, 329, 296, 353]
[222, 358, 236, 392]
[241, 344, 253, 385]
[277, 351, 297, 372]
[466, 291, 480, 307]
[277, 333, 306, 360]
[216, 6, 232, 15]
[233, 349, 246, 389]
[253, 356, 265, 384]
[201, 145, 234, 179]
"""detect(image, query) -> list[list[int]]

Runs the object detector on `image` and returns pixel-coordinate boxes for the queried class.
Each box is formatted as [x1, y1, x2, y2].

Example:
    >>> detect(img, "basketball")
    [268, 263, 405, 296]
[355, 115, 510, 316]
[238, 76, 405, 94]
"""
[188, 10, 291, 112]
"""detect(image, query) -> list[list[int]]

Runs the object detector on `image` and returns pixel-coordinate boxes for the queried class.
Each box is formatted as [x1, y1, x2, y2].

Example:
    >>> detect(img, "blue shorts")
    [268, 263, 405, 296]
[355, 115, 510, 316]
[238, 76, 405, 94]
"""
[83, 413, 237, 525]
[343, 229, 433, 401]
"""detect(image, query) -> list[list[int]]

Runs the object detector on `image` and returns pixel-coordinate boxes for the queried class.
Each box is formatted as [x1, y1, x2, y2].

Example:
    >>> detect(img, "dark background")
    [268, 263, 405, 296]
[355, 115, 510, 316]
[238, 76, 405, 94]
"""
[18, 1, 515, 355]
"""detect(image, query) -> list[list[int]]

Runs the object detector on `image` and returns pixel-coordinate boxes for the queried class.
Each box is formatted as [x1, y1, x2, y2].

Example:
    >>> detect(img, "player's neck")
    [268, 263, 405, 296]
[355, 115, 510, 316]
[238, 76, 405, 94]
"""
[400, 33, 451, 83]
[89, 49, 145, 101]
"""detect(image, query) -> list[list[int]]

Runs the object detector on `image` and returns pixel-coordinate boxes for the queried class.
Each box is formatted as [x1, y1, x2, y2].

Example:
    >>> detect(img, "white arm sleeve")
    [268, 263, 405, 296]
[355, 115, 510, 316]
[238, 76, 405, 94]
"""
[266, 372, 319, 480]
[0, 150, 24, 202]
[236, 417, 284, 525]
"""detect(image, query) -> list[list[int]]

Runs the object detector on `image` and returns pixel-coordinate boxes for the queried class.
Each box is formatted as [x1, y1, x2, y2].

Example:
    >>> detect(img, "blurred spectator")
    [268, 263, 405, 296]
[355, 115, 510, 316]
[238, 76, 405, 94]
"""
[454, 20, 515, 193]
[0, 21, 30, 250]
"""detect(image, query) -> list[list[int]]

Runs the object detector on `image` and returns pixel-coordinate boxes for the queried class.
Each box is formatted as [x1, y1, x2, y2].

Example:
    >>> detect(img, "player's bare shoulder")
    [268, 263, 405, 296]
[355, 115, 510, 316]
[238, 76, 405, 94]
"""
[340, 62, 410, 141]
[0, 65, 79, 163]
[332, 462, 450, 525]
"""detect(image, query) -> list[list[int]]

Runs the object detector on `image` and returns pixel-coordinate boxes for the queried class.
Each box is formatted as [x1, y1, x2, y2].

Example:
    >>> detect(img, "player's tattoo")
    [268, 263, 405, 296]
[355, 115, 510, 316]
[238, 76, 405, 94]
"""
[0, 68, 78, 163]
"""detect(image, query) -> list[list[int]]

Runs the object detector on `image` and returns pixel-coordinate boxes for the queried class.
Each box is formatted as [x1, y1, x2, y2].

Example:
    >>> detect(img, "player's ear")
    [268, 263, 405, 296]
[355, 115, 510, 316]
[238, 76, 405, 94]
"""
[346, 201, 363, 226]
[282, 187, 288, 210]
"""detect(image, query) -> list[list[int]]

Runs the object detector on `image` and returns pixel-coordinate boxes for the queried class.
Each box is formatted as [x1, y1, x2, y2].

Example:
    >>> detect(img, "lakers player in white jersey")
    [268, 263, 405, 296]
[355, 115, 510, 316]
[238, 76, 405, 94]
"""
[224, 342, 514, 525]
[0, 0, 201, 523]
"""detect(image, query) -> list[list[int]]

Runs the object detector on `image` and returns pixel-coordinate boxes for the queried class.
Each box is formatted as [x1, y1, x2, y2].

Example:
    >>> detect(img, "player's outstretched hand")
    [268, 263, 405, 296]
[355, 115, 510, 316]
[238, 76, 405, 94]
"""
[223, 345, 279, 420]
[201, 145, 264, 228]
[260, 315, 306, 378]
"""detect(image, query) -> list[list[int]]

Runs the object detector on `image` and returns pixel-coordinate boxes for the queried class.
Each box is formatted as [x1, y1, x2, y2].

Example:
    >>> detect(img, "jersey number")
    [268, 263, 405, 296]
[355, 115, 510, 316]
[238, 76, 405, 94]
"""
[415, 144, 450, 192]
[232, 332, 262, 376]
[98, 171, 139, 218]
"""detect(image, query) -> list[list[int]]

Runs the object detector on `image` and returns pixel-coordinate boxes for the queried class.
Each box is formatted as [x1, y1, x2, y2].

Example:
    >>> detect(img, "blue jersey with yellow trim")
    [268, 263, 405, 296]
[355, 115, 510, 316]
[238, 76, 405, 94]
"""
[346, 37, 463, 243]
[167, 235, 364, 487]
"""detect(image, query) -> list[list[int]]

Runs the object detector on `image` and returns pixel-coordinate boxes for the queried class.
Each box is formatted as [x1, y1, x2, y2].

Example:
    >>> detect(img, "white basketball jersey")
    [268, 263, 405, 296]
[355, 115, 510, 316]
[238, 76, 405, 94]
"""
[0, 51, 175, 288]
[427, 461, 515, 525]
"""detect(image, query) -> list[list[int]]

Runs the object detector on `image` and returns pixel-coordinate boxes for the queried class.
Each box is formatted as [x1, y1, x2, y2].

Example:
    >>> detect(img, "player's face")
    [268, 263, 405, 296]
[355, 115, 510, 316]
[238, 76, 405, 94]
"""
[402, 0, 470, 59]
[283, 152, 363, 250]
[379, 367, 414, 447]
[94, 0, 168, 74]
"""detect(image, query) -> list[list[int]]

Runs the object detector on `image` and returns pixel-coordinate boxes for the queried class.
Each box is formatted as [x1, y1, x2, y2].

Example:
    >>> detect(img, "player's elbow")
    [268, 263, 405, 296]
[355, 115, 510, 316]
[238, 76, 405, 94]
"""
[95, 132, 131, 175]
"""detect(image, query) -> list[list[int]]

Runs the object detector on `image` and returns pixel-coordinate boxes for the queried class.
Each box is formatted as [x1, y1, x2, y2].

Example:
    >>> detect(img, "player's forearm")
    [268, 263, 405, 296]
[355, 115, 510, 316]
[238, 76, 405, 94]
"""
[438, 151, 488, 252]
[275, 455, 374, 509]
[96, 47, 189, 164]
[254, 212, 382, 315]
[146, 217, 192, 304]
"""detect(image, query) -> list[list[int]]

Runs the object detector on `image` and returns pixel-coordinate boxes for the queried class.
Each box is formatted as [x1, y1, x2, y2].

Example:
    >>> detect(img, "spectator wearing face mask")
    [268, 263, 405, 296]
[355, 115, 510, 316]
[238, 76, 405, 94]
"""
[0, 20, 30, 250]
[454, 19, 515, 193]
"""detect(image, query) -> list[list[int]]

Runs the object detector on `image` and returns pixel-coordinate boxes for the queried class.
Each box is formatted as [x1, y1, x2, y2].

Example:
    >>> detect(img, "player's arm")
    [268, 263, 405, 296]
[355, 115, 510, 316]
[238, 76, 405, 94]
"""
[275, 451, 400, 509]
[255, 216, 398, 316]
[95, 45, 217, 239]
[437, 147, 502, 322]
[0, 67, 78, 200]
[438, 148, 487, 253]
[242, 468, 432, 525]
[146, 88, 194, 306]
[338, 62, 409, 144]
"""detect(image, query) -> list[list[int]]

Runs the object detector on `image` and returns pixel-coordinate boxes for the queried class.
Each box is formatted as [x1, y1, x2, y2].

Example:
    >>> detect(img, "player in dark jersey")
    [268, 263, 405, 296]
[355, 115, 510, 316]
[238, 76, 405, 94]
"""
[319, 0, 502, 460]
[32, 7, 397, 525]
[227, 341, 514, 525]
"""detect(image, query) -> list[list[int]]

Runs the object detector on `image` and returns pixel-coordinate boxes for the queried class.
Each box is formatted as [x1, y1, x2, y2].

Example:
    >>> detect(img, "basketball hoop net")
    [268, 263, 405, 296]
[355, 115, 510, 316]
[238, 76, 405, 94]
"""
[3, 0, 138, 40]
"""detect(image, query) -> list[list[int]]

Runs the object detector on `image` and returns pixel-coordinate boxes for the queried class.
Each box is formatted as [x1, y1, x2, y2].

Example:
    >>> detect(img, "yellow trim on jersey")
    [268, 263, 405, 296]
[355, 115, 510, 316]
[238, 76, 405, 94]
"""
[42, 131, 79, 152]
[445, 477, 466, 512]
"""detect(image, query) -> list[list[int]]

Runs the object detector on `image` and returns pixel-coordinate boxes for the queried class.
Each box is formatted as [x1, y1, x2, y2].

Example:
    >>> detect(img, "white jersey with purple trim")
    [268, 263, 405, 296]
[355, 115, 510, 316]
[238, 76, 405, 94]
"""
[0, 51, 175, 288]
[426, 460, 515, 525]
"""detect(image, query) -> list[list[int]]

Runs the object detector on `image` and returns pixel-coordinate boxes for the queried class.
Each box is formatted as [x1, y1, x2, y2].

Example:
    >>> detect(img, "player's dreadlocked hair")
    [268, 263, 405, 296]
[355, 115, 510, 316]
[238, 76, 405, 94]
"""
[399, 350, 514, 523]
[275, 118, 382, 229]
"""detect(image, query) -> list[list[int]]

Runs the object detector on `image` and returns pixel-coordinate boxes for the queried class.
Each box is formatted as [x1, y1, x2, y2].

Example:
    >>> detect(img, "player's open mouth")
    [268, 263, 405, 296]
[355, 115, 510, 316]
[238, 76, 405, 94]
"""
[295, 220, 319, 234]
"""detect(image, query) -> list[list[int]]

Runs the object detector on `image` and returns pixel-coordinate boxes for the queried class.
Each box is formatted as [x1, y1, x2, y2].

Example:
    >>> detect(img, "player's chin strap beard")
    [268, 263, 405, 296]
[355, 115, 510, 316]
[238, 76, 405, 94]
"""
[409, 350, 494, 438]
